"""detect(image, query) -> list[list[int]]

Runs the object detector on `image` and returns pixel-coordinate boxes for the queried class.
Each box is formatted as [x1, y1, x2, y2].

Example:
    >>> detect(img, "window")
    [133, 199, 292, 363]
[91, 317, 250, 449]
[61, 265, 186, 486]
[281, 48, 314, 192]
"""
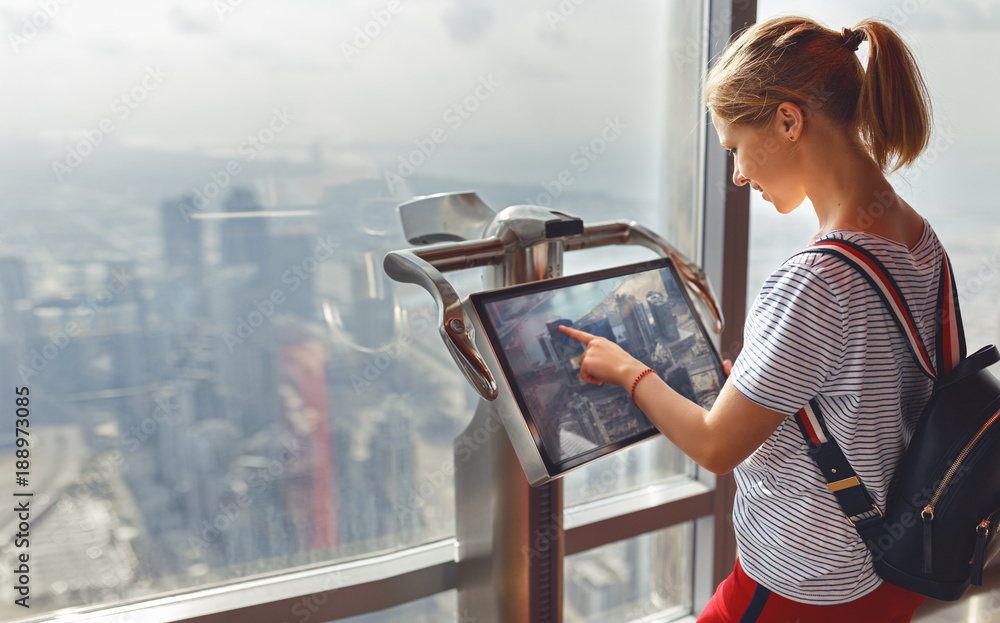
[565, 525, 692, 622]
[0, 1, 721, 620]
[748, 2, 1000, 350]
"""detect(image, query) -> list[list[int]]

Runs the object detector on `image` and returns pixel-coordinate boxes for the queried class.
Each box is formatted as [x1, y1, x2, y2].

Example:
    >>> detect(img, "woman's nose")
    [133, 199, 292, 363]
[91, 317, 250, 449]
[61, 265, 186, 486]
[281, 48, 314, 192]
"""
[732, 162, 749, 187]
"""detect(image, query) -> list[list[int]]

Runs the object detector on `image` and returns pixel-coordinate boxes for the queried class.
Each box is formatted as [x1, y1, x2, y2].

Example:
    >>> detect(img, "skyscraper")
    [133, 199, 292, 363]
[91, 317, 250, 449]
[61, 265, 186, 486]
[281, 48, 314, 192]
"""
[615, 294, 654, 359]
[221, 188, 270, 270]
[161, 195, 204, 273]
[646, 292, 680, 342]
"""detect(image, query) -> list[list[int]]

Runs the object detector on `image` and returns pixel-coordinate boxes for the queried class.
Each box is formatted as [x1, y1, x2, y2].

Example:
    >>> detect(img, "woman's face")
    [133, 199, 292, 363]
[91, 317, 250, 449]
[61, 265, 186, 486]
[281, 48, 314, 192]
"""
[710, 109, 806, 214]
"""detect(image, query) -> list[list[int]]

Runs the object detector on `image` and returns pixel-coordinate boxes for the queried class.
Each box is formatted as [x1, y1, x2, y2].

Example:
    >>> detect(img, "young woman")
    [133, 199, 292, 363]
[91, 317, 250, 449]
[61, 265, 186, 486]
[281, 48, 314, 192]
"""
[560, 16, 942, 622]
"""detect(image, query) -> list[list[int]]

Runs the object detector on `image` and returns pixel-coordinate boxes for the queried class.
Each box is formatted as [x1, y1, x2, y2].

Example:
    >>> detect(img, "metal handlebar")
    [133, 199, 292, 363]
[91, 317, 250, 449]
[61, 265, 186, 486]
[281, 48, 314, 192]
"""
[564, 221, 724, 334]
[383, 219, 724, 402]
[383, 238, 505, 400]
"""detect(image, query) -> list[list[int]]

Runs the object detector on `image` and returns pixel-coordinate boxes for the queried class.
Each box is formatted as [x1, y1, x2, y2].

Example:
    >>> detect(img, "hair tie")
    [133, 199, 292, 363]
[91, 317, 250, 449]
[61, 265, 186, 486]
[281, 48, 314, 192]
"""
[841, 27, 866, 52]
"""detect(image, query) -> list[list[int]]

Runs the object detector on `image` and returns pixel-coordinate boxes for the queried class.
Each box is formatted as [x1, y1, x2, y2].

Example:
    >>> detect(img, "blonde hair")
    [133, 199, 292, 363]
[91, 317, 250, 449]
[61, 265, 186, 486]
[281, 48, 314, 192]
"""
[706, 16, 931, 172]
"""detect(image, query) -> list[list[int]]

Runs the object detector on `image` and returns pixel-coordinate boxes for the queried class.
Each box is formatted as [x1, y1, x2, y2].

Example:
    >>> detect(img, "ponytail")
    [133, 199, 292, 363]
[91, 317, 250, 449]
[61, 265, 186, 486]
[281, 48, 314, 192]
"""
[707, 16, 932, 173]
[852, 20, 931, 172]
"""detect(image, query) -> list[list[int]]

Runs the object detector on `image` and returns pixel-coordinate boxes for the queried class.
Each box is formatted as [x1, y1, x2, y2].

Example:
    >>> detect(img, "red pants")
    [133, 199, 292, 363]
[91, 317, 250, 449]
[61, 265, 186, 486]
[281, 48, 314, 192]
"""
[698, 558, 927, 622]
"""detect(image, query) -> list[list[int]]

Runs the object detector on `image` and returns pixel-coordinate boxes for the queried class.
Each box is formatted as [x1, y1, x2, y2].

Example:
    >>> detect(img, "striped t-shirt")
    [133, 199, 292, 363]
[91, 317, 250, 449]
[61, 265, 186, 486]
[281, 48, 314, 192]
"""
[729, 219, 945, 605]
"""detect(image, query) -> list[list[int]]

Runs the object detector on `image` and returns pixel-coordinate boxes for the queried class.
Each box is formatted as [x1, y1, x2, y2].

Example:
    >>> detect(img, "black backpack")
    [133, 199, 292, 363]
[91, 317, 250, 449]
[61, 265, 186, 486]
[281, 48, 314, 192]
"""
[791, 238, 1000, 601]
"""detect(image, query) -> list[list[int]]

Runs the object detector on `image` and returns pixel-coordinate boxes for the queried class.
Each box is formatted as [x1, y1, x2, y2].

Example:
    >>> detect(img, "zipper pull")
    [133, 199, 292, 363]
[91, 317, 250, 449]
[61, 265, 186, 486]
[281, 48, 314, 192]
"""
[971, 518, 990, 586]
[922, 505, 934, 574]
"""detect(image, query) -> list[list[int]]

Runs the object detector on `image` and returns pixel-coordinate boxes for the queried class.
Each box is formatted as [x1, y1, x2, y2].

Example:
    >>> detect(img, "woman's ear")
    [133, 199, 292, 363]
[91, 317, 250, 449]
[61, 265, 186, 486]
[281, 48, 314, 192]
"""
[774, 101, 804, 142]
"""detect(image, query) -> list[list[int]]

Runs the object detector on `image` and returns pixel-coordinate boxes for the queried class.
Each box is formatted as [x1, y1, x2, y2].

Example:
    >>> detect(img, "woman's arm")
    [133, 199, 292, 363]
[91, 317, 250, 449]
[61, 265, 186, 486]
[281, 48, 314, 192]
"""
[559, 325, 785, 475]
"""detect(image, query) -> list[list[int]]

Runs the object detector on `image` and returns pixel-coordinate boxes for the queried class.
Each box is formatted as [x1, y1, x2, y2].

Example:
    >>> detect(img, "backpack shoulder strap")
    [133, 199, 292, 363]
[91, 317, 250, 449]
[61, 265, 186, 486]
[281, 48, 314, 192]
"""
[783, 236, 965, 539]
[802, 238, 946, 379]
[799, 237, 967, 377]
[792, 399, 886, 538]
[933, 248, 967, 375]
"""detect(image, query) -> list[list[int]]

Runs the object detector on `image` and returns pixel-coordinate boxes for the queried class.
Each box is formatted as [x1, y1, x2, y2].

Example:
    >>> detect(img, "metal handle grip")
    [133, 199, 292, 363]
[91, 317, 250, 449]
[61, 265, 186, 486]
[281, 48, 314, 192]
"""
[383, 239, 505, 400]
[384, 219, 724, 402]
[566, 220, 725, 334]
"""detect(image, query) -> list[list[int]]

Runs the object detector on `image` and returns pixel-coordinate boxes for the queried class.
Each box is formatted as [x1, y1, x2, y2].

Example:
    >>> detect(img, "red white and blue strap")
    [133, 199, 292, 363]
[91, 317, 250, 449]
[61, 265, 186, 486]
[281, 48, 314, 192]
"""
[803, 239, 965, 380]
[805, 240, 932, 378]
[935, 250, 965, 375]
[796, 399, 831, 446]
[786, 238, 967, 538]
[794, 399, 885, 533]
[793, 237, 966, 449]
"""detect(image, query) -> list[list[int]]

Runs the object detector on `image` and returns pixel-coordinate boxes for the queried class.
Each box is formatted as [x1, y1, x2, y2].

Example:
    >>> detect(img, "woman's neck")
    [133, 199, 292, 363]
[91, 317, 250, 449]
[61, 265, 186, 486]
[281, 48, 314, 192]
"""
[801, 126, 923, 249]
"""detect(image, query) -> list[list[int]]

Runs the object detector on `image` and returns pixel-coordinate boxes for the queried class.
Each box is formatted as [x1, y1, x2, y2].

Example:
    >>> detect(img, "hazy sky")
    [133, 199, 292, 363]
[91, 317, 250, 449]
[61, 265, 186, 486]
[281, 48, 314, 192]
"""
[0, 0, 995, 209]
[0, 2, 672, 159]
[755, 0, 999, 212]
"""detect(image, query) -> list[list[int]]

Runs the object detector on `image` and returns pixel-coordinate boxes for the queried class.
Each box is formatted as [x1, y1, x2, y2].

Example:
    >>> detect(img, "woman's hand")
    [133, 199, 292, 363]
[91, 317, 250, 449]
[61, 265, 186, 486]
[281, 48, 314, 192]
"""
[560, 325, 781, 474]
[558, 325, 648, 388]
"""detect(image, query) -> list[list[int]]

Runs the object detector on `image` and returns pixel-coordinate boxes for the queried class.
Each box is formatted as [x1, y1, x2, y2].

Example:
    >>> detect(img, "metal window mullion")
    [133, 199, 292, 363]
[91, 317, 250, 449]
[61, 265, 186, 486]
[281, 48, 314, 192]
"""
[700, 0, 757, 603]
[565, 490, 714, 556]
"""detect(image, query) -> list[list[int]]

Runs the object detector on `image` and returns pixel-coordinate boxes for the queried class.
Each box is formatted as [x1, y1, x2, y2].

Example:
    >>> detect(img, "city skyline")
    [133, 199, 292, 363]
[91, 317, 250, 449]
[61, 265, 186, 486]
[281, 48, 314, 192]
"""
[0, 1, 997, 621]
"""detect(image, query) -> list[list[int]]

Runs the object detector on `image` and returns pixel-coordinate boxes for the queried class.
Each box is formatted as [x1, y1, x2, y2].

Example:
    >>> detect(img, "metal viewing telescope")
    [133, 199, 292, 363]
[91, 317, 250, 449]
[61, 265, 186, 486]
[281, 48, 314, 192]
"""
[384, 191, 723, 623]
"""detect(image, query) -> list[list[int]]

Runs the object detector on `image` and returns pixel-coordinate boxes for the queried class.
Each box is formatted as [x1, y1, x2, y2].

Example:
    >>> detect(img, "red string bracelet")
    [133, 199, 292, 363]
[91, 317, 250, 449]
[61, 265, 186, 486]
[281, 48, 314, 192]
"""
[629, 367, 656, 407]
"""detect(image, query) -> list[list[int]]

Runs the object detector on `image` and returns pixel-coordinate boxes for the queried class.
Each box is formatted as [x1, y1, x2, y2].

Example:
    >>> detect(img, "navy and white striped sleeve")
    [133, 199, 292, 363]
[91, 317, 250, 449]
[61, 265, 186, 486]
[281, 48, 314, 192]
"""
[731, 260, 846, 416]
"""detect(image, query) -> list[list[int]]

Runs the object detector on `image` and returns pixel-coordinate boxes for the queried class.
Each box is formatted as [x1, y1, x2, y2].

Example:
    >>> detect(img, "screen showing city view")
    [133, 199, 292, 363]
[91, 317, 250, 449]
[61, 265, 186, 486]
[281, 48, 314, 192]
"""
[473, 259, 726, 470]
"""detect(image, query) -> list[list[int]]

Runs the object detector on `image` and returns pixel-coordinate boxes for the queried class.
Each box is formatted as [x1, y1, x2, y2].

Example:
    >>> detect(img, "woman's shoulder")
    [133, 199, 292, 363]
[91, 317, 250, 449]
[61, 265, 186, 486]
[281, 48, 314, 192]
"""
[765, 218, 946, 308]
[815, 217, 943, 256]
[783, 218, 944, 272]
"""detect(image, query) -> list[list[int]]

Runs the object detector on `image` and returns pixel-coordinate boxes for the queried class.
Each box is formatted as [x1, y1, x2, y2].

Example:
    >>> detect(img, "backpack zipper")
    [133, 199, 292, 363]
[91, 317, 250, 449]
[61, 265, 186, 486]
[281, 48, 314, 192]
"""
[971, 514, 995, 586]
[920, 408, 1000, 574]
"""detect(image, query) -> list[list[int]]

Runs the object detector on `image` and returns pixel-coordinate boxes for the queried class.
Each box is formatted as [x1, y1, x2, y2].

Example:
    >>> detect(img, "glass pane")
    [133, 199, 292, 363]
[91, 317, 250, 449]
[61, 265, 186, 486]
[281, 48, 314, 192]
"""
[563, 0, 707, 508]
[0, 0, 704, 617]
[564, 524, 693, 622]
[750, 2, 1000, 349]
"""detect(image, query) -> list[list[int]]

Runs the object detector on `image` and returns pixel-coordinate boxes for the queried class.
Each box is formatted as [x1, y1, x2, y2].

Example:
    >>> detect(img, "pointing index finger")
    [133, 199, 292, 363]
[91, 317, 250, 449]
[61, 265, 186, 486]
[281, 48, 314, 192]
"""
[558, 324, 593, 344]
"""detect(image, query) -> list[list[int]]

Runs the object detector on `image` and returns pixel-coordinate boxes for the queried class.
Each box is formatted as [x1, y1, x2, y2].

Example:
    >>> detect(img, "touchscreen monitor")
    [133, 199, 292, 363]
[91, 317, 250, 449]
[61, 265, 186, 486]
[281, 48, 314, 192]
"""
[470, 257, 726, 481]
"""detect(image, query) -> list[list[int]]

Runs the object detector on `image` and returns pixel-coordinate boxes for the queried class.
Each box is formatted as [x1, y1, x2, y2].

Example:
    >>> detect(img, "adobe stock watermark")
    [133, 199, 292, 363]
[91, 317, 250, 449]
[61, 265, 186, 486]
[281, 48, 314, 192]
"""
[674, 0, 753, 68]
[394, 456, 456, 525]
[8, 0, 73, 55]
[579, 453, 636, 499]
[864, 464, 973, 563]
[621, 585, 687, 620]
[188, 437, 304, 555]
[180, 107, 296, 221]
[393, 408, 505, 524]
[960, 253, 1000, 298]
[17, 267, 135, 383]
[65, 388, 179, 505]
[50, 66, 169, 182]
[350, 307, 434, 395]
[980, 590, 1000, 621]
[851, 126, 959, 229]
[545, 0, 588, 30]
[221, 235, 339, 353]
[906, 125, 960, 182]
[385, 74, 501, 191]
[526, 116, 628, 206]
[521, 510, 565, 567]
[454, 610, 479, 623]
[340, 0, 408, 63]
[120, 390, 181, 452]
[214, 0, 246, 21]
[280, 571, 348, 623]
[884, 0, 931, 27]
